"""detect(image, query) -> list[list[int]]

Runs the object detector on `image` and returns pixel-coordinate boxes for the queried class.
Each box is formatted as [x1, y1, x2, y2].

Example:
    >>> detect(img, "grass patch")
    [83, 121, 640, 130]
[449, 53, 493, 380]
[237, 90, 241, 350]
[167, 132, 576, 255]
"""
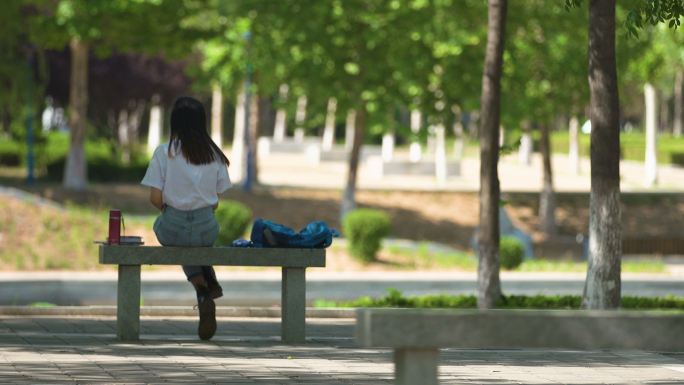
[622, 260, 667, 273]
[550, 131, 684, 165]
[516, 259, 587, 272]
[385, 244, 666, 274]
[317, 288, 684, 310]
[0, 195, 152, 271]
[28, 302, 57, 307]
[386, 243, 478, 270]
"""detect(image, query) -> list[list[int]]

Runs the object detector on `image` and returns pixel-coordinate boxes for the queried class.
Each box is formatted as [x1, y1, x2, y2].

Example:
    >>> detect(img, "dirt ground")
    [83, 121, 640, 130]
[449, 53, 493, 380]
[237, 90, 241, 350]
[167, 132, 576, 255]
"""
[11, 182, 684, 260]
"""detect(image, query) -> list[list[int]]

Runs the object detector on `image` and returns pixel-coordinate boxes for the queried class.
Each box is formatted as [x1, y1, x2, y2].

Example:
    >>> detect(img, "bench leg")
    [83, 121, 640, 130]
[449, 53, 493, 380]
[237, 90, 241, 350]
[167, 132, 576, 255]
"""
[117, 264, 141, 341]
[395, 347, 439, 385]
[281, 267, 305, 343]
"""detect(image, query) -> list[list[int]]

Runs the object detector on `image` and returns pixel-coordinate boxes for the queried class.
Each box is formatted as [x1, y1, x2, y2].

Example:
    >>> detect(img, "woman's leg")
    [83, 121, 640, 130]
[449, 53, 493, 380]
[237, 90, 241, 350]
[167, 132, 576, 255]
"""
[201, 266, 222, 299]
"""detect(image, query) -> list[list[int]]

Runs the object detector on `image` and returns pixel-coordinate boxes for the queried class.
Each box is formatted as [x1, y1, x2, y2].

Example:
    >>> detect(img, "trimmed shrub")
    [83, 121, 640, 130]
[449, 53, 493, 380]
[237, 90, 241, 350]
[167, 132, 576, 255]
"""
[214, 200, 252, 246]
[318, 291, 684, 310]
[499, 236, 524, 270]
[342, 208, 392, 263]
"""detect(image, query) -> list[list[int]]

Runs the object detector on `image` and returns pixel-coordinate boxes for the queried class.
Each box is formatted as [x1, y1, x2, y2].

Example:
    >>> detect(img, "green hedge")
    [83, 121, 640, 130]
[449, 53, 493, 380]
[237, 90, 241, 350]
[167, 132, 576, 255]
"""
[45, 158, 149, 183]
[214, 200, 252, 246]
[1, 132, 152, 176]
[342, 208, 392, 263]
[500, 236, 524, 270]
[318, 288, 684, 310]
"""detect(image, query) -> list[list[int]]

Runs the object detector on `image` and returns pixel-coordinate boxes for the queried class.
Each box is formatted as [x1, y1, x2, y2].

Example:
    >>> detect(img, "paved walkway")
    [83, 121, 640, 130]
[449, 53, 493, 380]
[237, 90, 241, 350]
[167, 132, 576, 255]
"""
[252, 150, 684, 192]
[2, 315, 684, 384]
[1, 269, 683, 307]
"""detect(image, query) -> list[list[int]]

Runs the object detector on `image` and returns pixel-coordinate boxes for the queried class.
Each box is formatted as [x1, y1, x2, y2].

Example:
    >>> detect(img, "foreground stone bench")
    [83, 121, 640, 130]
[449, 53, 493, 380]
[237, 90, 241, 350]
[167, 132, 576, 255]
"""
[355, 308, 684, 385]
[99, 245, 325, 342]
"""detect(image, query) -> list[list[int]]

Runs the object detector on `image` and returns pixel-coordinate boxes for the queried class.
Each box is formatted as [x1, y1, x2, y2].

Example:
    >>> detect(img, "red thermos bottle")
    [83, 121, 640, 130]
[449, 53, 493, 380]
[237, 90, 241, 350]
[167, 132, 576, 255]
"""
[109, 209, 122, 245]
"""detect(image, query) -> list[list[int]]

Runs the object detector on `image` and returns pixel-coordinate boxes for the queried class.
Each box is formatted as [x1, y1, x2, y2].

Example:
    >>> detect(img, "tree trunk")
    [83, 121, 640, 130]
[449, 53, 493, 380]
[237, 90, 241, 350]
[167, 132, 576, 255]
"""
[518, 121, 532, 166]
[569, 116, 580, 174]
[63, 38, 89, 191]
[118, 108, 130, 164]
[340, 104, 366, 222]
[345, 109, 356, 151]
[675, 71, 683, 138]
[660, 92, 670, 134]
[644, 82, 658, 186]
[322, 97, 337, 151]
[247, 93, 259, 187]
[410, 110, 422, 162]
[147, 95, 162, 154]
[232, 85, 246, 182]
[468, 110, 480, 139]
[452, 105, 464, 159]
[538, 123, 557, 235]
[294, 95, 307, 142]
[273, 84, 288, 142]
[211, 84, 223, 147]
[435, 124, 447, 184]
[477, 0, 507, 309]
[582, 0, 622, 310]
[128, 99, 146, 144]
[107, 108, 118, 159]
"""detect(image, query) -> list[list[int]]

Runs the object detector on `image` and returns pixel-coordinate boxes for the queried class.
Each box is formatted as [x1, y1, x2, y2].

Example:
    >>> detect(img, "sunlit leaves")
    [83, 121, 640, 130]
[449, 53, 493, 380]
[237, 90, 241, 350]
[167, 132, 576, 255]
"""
[344, 62, 360, 75]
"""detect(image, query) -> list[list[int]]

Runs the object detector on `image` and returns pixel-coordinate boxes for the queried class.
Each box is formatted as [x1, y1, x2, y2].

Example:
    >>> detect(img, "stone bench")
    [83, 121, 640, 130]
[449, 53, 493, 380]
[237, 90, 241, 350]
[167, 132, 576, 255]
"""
[365, 155, 461, 178]
[99, 245, 325, 343]
[305, 145, 382, 165]
[355, 308, 684, 385]
[257, 137, 322, 157]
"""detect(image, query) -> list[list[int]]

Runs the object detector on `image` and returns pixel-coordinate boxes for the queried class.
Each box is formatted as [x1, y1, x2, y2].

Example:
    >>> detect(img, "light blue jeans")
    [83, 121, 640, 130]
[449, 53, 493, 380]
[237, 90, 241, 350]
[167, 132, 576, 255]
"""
[153, 205, 219, 282]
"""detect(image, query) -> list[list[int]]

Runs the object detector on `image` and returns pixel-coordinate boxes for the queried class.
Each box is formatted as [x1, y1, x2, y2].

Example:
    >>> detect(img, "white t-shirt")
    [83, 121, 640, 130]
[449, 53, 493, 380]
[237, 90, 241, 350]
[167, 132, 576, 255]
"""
[141, 142, 232, 211]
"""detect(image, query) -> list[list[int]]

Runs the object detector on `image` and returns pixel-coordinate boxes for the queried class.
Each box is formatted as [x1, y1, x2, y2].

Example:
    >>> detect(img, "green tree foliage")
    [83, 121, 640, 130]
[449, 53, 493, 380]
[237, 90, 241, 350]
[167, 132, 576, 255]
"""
[0, 2, 46, 137]
[25, 0, 221, 189]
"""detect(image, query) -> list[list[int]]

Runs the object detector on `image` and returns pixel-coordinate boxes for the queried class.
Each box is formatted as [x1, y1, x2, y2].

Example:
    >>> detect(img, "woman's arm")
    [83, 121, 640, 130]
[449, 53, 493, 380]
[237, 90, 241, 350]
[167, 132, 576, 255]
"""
[150, 187, 164, 211]
[212, 194, 219, 210]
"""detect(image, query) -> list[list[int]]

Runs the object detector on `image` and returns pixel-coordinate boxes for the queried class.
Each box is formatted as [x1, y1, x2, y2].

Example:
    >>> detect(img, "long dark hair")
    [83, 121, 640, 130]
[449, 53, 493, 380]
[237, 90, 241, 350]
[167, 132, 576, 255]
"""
[169, 96, 229, 166]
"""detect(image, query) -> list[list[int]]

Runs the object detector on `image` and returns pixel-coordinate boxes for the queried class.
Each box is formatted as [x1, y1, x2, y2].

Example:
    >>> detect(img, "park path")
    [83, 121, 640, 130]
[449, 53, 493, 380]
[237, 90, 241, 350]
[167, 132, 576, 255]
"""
[250, 150, 684, 192]
[2, 315, 684, 384]
[1, 269, 682, 307]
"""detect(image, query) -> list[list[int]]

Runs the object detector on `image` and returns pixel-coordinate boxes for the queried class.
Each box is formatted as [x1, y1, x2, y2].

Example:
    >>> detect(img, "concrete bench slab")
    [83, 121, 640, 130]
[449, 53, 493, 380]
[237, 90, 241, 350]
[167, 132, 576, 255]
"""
[366, 156, 460, 178]
[305, 145, 382, 165]
[100, 245, 325, 343]
[356, 308, 684, 385]
[257, 137, 322, 157]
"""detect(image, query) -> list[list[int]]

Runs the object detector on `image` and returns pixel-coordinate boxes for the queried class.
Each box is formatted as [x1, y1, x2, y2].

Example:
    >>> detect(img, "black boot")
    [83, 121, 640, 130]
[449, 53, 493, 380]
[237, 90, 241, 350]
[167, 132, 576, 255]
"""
[202, 266, 223, 300]
[196, 285, 216, 341]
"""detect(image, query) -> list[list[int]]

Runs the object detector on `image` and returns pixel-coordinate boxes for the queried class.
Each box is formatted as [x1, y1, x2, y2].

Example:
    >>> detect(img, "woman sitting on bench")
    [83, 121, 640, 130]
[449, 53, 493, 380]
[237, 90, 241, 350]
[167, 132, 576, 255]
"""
[141, 96, 232, 341]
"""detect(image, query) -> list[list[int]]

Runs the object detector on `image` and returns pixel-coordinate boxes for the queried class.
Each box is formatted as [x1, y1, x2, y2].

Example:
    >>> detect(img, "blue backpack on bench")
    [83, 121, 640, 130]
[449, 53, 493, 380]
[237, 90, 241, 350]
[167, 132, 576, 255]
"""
[232, 218, 339, 249]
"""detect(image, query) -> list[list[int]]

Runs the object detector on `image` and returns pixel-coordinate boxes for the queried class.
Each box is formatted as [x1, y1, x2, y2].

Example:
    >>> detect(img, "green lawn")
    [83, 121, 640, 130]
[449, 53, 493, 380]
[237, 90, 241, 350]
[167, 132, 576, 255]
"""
[549, 131, 684, 165]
